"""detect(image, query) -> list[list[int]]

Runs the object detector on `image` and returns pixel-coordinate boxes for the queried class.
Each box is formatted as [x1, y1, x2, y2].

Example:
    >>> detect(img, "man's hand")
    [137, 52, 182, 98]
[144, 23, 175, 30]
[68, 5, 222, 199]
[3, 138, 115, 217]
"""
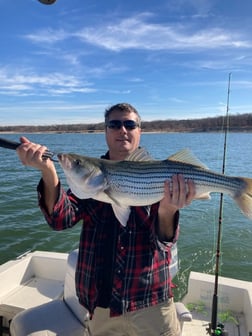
[158, 175, 196, 240]
[17, 136, 54, 172]
[16, 136, 59, 215]
[160, 174, 195, 214]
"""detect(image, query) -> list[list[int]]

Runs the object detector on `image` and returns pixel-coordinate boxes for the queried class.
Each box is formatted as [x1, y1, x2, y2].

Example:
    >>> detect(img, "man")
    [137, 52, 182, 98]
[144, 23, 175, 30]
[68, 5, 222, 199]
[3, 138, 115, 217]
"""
[17, 103, 195, 336]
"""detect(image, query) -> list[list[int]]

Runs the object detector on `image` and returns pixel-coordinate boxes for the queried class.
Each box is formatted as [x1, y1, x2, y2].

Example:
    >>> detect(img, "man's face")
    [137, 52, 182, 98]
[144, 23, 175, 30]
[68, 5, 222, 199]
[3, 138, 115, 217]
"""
[105, 110, 141, 160]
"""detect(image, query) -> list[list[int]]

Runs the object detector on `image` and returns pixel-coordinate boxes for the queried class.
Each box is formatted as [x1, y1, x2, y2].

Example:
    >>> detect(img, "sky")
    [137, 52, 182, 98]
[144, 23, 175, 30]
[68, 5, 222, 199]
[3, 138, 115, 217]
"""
[0, 0, 252, 125]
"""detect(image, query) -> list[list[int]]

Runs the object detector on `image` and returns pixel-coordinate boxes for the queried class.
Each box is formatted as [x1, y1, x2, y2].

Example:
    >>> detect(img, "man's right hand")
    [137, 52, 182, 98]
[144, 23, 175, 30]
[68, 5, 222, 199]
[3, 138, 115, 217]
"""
[16, 136, 59, 215]
[17, 136, 55, 172]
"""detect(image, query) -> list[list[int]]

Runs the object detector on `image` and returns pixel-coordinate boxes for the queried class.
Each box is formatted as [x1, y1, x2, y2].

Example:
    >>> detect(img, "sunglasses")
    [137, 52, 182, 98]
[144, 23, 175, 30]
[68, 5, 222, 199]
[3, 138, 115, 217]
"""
[106, 120, 140, 130]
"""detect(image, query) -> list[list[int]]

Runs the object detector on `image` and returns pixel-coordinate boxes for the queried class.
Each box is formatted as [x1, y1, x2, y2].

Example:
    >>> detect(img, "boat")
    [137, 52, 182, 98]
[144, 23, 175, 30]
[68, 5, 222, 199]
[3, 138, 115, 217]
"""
[0, 249, 251, 336]
[182, 272, 252, 336]
[1, 76, 251, 336]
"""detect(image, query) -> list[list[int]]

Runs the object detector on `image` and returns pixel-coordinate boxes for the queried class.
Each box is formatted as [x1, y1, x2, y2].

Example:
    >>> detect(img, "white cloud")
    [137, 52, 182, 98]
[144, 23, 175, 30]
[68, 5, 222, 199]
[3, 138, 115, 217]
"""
[22, 14, 251, 52]
[74, 15, 251, 51]
[0, 101, 107, 125]
[0, 67, 95, 96]
[23, 28, 69, 44]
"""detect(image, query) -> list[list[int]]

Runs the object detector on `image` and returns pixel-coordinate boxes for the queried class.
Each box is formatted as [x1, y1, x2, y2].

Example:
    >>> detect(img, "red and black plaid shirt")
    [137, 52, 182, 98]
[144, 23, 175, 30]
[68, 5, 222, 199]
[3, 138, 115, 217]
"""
[38, 179, 179, 317]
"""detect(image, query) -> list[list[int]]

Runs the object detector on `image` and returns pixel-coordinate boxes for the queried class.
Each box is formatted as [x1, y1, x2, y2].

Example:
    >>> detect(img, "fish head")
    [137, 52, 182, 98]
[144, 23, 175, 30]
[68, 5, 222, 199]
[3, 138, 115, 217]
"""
[57, 153, 106, 199]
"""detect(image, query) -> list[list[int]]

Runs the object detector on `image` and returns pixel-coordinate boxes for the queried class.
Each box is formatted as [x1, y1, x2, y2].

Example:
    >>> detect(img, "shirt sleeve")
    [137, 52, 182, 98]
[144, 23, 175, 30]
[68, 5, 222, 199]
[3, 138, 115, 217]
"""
[37, 178, 84, 231]
[162, 210, 179, 243]
[155, 208, 180, 248]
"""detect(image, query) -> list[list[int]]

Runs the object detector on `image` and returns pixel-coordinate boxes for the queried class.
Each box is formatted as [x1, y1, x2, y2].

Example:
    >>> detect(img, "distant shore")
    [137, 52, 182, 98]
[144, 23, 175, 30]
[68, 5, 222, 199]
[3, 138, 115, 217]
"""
[1, 113, 252, 134]
[1, 129, 252, 134]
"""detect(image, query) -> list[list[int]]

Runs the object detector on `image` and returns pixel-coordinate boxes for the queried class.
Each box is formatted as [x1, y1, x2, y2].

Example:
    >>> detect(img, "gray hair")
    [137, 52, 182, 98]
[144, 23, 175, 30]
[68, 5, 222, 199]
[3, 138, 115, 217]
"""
[104, 103, 141, 126]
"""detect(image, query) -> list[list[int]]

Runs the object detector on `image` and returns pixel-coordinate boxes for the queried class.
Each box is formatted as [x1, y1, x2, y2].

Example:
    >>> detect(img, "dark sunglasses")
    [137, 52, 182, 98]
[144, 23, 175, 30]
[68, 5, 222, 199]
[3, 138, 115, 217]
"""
[106, 119, 140, 130]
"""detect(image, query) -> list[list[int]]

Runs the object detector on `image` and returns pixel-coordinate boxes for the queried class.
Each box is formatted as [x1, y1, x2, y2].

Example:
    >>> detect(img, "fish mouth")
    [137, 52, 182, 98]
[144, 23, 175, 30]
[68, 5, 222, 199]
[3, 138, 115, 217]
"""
[57, 153, 72, 170]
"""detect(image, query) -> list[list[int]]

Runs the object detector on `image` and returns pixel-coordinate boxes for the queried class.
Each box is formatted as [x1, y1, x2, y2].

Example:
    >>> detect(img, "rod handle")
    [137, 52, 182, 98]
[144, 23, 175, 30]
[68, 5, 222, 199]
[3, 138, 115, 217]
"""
[0, 137, 20, 150]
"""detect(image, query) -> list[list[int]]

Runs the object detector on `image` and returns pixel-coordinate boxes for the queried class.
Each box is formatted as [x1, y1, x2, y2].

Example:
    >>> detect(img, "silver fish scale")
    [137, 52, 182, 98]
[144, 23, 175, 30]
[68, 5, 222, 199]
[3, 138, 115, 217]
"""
[102, 160, 243, 199]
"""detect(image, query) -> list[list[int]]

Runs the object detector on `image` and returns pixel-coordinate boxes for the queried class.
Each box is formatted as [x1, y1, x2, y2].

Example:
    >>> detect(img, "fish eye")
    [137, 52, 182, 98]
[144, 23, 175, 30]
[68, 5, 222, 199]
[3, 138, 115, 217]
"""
[74, 159, 81, 166]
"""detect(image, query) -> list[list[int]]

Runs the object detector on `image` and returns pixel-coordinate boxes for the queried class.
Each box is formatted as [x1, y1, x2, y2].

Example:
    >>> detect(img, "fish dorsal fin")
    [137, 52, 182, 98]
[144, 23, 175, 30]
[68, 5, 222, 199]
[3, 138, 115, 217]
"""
[168, 148, 208, 169]
[125, 147, 153, 161]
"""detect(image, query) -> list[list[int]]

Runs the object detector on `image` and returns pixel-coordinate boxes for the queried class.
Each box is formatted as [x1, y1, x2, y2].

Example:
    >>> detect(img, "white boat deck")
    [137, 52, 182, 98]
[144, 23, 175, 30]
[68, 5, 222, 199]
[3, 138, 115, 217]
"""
[0, 251, 68, 331]
[182, 272, 252, 336]
[1, 277, 64, 314]
[182, 310, 248, 336]
[1, 252, 252, 336]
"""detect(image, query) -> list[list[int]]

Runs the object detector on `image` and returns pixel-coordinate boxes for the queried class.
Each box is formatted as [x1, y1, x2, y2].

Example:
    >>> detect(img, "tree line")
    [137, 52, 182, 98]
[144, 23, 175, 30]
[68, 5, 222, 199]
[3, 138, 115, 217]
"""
[1, 113, 252, 133]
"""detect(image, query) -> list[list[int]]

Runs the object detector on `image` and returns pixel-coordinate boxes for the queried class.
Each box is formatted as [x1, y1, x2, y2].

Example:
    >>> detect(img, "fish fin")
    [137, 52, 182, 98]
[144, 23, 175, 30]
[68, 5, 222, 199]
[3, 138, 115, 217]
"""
[103, 189, 121, 205]
[112, 204, 131, 227]
[125, 147, 153, 161]
[168, 148, 209, 169]
[234, 177, 252, 219]
[101, 190, 131, 226]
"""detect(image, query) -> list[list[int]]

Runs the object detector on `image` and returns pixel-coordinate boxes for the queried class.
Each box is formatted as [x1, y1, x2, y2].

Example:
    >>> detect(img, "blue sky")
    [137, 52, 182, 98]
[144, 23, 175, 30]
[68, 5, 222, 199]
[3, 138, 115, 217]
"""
[0, 0, 252, 125]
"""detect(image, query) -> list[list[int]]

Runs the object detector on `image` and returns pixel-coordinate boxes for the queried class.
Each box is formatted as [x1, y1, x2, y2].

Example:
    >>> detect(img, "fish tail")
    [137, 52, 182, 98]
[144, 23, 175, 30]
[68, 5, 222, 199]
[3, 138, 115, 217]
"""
[234, 177, 252, 219]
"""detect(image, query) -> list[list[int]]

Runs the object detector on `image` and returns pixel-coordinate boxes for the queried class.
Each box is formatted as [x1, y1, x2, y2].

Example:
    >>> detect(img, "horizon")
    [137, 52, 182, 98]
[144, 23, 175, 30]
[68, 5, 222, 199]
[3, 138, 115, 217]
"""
[1, 112, 250, 128]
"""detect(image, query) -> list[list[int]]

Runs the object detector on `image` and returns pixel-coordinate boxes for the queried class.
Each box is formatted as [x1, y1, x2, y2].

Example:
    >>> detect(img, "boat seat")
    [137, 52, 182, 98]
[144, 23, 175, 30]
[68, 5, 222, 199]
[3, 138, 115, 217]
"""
[0, 251, 67, 335]
[10, 249, 89, 336]
[10, 249, 191, 336]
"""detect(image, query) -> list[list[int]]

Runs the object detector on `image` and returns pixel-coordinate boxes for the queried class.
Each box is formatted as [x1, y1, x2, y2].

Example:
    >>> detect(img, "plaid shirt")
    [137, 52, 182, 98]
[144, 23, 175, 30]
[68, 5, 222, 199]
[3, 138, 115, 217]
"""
[37, 176, 179, 317]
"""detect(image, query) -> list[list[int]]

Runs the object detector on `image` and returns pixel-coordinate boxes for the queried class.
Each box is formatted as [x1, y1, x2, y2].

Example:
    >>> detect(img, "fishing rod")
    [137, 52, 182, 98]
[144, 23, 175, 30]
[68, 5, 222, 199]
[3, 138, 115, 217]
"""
[0, 137, 57, 161]
[208, 73, 232, 336]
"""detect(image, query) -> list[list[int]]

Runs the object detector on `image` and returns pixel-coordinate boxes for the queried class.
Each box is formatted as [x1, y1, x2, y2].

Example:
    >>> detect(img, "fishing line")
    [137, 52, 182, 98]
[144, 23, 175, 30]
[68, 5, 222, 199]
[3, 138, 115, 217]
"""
[209, 96, 231, 275]
[209, 73, 232, 336]
[210, 94, 231, 276]
[209, 108, 229, 284]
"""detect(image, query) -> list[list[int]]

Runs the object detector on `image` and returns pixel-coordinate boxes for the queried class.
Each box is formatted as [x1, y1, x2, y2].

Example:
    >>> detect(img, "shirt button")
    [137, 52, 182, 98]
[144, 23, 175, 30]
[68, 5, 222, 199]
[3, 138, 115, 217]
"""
[112, 289, 119, 296]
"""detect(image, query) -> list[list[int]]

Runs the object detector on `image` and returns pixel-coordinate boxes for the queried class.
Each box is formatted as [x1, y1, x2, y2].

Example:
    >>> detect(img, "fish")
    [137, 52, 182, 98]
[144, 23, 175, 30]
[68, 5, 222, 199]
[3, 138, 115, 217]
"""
[57, 148, 252, 226]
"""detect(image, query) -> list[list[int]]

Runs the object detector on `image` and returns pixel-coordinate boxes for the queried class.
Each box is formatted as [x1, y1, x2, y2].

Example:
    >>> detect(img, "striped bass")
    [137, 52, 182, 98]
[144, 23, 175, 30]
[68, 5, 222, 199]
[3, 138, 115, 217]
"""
[57, 148, 252, 226]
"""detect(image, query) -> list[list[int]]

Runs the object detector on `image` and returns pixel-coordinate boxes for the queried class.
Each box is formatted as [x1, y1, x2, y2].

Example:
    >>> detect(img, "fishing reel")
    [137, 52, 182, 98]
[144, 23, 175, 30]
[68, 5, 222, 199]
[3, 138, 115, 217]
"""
[207, 323, 229, 336]
[38, 0, 57, 4]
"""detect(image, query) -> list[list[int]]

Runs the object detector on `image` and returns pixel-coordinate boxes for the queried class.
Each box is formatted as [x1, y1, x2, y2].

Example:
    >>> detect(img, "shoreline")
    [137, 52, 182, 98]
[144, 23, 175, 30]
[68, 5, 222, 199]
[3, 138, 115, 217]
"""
[1, 129, 252, 134]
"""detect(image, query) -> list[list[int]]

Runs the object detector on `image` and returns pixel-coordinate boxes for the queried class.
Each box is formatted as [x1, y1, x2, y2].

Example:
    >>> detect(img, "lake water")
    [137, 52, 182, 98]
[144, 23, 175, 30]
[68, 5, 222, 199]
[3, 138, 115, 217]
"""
[0, 132, 251, 300]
